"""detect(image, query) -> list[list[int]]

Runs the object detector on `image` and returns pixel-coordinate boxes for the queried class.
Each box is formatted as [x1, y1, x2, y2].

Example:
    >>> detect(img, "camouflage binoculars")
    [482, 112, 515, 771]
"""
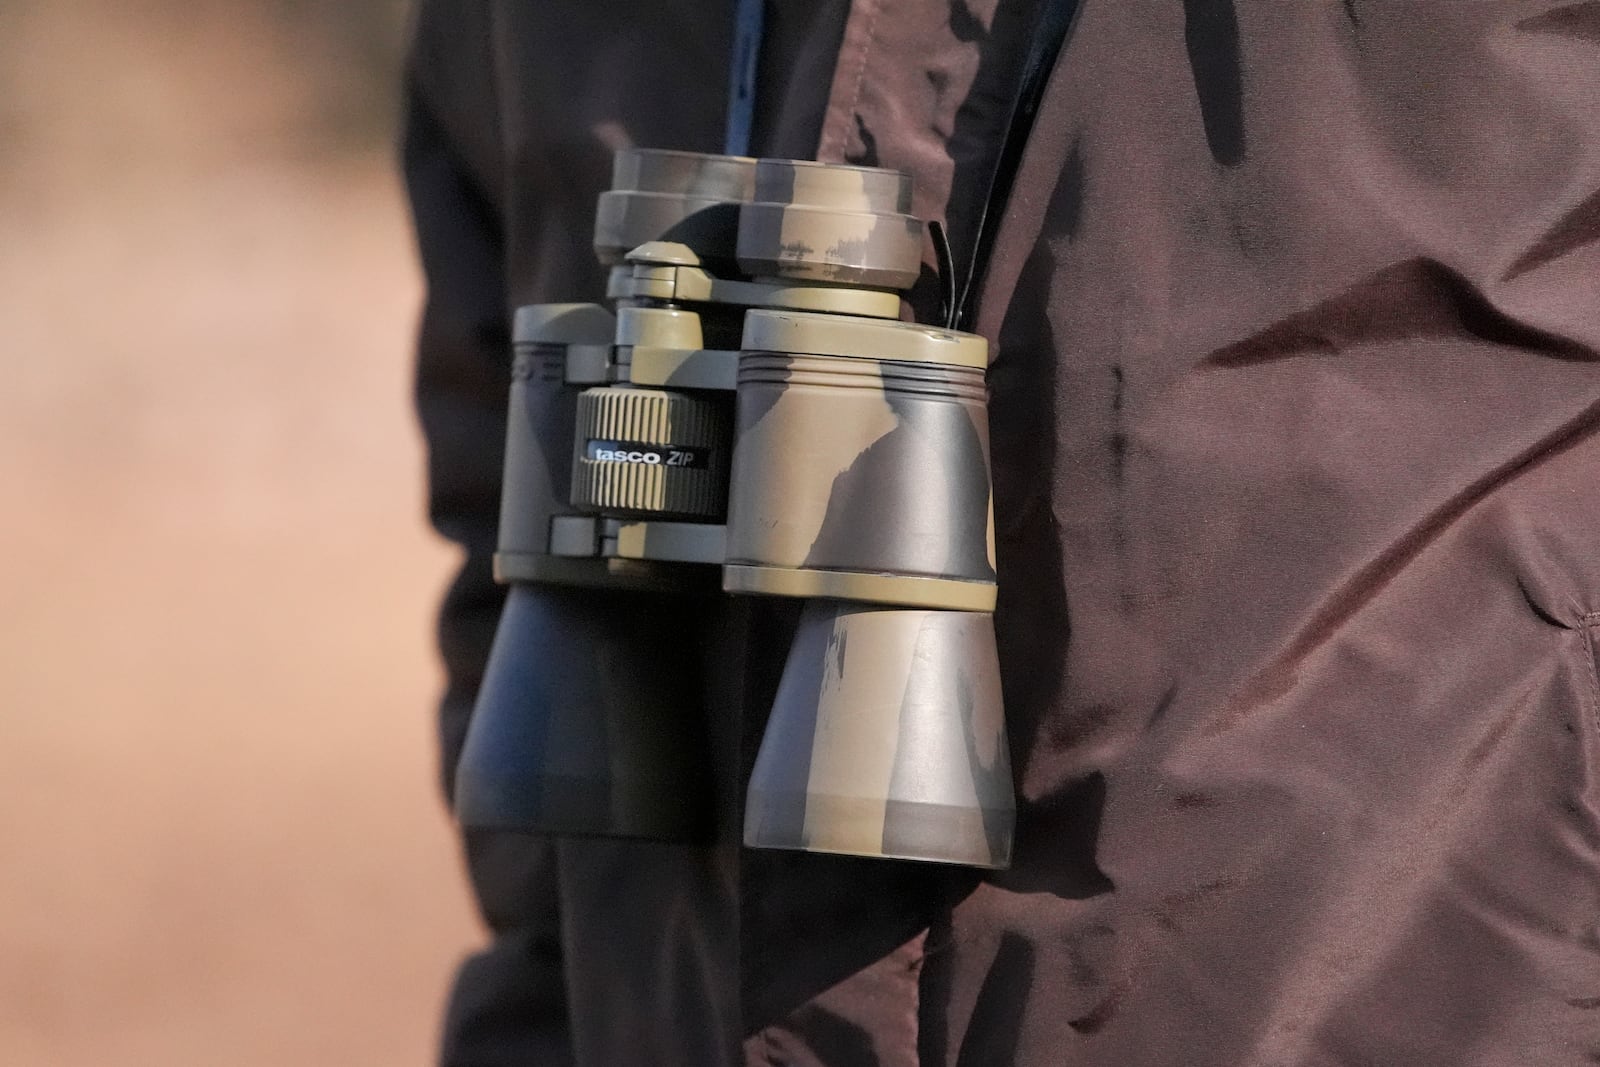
[455, 149, 1015, 868]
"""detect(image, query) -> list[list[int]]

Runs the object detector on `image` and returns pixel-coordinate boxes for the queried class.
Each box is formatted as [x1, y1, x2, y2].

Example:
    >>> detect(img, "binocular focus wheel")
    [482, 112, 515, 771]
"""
[570, 387, 731, 520]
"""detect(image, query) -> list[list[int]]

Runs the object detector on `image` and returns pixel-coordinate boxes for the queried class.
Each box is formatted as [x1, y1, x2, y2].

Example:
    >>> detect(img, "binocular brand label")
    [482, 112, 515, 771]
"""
[585, 440, 712, 469]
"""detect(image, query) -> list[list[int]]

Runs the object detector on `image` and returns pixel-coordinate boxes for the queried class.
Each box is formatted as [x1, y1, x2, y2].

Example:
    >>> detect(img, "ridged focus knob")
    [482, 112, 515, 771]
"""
[570, 386, 730, 520]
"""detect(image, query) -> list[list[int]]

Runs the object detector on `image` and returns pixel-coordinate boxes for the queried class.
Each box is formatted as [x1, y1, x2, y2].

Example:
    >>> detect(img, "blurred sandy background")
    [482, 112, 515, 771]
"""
[0, 2, 484, 1063]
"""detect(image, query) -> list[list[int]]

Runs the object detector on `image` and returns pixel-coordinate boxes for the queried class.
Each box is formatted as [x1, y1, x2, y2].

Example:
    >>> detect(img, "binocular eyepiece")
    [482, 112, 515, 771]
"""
[454, 149, 1015, 868]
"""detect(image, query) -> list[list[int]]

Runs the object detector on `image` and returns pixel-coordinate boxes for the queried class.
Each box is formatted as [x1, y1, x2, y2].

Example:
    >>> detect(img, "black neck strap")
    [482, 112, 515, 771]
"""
[953, 0, 1082, 330]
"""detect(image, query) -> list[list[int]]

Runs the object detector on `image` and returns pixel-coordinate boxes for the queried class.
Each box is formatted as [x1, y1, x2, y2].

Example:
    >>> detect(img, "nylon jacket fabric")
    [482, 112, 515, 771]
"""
[403, 2, 1600, 1064]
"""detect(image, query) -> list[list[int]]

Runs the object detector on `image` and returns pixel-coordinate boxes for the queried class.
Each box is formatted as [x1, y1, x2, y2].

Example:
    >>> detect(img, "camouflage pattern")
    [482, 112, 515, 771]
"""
[614, 303, 742, 391]
[743, 601, 1014, 868]
[462, 149, 1016, 867]
[736, 159, 924, 290]
[723, 310, 998, 612]
[617, 240, 904, 320]
[593, 148, 756, 271]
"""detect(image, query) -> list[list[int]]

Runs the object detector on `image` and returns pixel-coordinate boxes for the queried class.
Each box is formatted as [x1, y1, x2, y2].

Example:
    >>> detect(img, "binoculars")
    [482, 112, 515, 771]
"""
[454, 149, 1015, 868]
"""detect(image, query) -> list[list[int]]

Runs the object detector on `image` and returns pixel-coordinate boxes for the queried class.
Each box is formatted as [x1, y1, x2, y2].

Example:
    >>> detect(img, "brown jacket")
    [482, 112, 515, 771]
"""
[403, 2, 1600, 1063]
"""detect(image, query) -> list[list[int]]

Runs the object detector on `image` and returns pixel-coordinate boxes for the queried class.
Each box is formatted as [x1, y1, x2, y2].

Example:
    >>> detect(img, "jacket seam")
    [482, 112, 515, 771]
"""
[817, 0, 884, 161]
[1580, 615, 1600, 734]
[841, 2, 882, 141]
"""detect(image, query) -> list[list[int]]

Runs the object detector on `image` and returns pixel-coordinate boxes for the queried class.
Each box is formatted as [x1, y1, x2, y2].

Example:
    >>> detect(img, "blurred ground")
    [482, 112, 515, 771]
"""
[0, 2, 483, 1063]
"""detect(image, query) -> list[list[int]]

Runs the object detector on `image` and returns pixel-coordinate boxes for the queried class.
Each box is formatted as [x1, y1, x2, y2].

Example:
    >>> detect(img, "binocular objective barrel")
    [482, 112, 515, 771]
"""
[726, 311, 1011, 868]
